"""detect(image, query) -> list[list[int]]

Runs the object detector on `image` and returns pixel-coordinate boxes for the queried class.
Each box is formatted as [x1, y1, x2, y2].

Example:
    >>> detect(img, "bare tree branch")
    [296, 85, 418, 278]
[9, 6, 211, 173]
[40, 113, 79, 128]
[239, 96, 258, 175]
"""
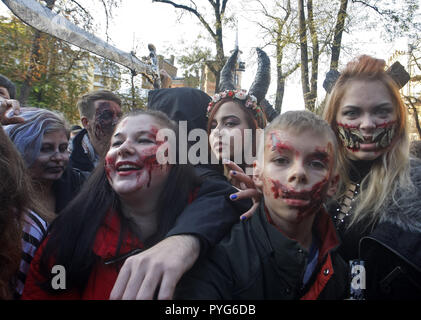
[69, 0, 93, 19]
[153, 0, 217, 39]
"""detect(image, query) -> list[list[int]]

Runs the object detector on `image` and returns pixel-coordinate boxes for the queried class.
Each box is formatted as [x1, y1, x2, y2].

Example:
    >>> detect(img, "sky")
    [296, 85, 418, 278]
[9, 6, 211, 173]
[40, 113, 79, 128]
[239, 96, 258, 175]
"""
[0, 0, 414, 112]
[105, 0, 410, 112]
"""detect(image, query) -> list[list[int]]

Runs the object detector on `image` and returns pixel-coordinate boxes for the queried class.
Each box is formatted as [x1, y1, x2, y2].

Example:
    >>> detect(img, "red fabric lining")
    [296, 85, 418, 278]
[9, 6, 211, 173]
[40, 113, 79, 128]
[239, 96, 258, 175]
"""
[301, 254, 334, 300]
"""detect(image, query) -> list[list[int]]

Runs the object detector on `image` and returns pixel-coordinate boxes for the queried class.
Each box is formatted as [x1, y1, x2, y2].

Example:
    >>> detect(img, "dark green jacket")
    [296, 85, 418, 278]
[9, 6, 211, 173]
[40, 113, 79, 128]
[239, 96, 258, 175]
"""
[176, 203, 348, 300]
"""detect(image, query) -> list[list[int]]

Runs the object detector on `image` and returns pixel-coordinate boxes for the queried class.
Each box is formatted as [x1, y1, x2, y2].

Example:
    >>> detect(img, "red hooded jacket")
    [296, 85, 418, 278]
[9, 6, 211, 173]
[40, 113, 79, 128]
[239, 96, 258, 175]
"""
[22, 210, 143, 300]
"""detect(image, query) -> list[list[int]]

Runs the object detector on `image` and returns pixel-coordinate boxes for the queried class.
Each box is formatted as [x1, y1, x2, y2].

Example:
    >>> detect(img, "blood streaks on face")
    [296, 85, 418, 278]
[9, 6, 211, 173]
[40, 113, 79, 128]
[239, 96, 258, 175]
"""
[270, 132, 299, 157]
[94, 101, 121, 141]
[105, 123, 168, 191]
[269, 177, 329, 219]
[104, 155, 115, 179]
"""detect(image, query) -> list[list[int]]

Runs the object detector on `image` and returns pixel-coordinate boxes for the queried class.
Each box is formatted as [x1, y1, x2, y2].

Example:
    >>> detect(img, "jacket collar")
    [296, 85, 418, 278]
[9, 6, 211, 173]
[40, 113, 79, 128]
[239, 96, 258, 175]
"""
[70, 129, 95, 171]
[251, 202, 340, 265]
[92, 208, 143, 260]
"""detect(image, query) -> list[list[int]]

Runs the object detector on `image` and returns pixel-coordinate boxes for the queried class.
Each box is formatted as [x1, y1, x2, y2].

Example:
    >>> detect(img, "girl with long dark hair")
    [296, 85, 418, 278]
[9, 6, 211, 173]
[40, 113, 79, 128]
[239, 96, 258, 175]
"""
[21, 109, 206, 299]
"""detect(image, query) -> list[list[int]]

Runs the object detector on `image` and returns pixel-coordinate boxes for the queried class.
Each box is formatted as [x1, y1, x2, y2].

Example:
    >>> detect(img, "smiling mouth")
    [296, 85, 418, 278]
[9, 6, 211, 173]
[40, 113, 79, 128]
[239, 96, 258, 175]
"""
[116, 163, 144, 175]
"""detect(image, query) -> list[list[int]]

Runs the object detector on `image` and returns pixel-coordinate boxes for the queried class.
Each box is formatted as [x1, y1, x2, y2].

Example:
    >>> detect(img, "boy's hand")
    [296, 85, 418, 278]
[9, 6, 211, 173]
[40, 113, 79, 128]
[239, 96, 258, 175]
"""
[109, 235, 200, 300]
[225, 160, 261, 220]
[0, 98, 24, 125]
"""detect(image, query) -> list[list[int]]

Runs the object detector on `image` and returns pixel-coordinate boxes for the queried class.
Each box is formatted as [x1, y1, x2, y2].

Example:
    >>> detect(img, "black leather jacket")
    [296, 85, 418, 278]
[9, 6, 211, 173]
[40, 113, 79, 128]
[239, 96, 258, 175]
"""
[176, 203, 348, 300]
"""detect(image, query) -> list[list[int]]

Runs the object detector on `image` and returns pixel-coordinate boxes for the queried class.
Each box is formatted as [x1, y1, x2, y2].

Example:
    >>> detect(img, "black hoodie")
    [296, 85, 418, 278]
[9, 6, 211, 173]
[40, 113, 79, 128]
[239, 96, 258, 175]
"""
[147, 87, 252, 252]
[148, 87, 210, 133]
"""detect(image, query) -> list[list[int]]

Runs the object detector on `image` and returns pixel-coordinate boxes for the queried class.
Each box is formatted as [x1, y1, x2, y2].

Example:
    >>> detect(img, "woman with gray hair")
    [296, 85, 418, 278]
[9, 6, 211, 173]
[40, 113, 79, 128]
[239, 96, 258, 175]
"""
[3, 107, 86, 214]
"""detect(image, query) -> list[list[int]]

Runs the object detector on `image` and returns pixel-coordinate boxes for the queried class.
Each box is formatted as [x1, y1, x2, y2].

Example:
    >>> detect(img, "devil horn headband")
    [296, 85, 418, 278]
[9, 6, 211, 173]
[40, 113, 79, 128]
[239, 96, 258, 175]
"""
[218, 48, 239, 91]
[218, 47, 271, 104]
[323, 61, 410, 93]
[249, 48, 271, 104]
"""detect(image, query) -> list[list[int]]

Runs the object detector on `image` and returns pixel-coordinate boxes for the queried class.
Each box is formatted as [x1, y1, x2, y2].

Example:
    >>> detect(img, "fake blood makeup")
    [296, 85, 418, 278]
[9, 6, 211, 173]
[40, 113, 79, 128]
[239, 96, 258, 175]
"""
[93, 101, 122, 141]
[264, 131, 333, 219]
[105, 120, 168, 194]
[336, 120, 397, 152]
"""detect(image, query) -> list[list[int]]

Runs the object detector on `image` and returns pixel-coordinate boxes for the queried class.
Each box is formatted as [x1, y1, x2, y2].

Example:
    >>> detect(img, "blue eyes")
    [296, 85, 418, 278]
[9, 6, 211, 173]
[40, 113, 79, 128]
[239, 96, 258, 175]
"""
[343, 110, 357, 117]
[273, 157, 326, 170]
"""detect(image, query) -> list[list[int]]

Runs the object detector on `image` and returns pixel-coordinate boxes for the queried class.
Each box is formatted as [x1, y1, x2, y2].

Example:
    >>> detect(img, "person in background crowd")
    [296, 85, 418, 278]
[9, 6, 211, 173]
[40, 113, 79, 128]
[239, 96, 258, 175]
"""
[70, 70, 173, 174]
[147, 87, 219, 178]
[70, 90, 122, 173]
[4, 107, 86, 214]
[176, 111, 347, 299]
[70, 125, 82, 139]
[68, 125, 82, 153]
[323, 55, 421, 299]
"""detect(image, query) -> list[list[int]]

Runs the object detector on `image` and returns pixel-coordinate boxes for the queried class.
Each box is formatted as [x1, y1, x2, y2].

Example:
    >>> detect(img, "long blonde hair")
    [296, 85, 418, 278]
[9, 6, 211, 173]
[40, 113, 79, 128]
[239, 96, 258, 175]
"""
[323, 55, 413, 229]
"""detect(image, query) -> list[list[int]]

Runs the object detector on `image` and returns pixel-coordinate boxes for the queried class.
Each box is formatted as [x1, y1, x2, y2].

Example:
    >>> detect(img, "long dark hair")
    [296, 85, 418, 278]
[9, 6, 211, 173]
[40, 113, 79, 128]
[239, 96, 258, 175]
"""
[0, 127, 23, 299]
[39, 110, 202, 292]
[0, 127, 52, 299]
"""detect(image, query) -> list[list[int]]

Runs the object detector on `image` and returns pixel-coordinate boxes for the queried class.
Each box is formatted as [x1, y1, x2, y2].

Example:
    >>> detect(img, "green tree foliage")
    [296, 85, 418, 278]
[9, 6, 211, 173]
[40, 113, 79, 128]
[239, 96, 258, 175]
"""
[0, 0, 122, 124]
[177, 43, 212, 89]
[0, 15, 92, 123]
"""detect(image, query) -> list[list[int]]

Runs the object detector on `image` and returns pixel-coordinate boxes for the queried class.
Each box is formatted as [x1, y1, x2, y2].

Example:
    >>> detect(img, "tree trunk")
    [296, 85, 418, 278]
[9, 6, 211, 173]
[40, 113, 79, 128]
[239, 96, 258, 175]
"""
[298, 0, 311, 111]
[330, 0, 348, 71]
[214, 35, 225, 91]
[307, 0, 319, 112]
[275, 35, 285, 113]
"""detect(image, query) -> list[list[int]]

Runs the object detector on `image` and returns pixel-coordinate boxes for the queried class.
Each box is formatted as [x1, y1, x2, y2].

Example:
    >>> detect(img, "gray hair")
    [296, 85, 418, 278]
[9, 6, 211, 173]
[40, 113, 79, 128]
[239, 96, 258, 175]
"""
[3, 107, 69, 167]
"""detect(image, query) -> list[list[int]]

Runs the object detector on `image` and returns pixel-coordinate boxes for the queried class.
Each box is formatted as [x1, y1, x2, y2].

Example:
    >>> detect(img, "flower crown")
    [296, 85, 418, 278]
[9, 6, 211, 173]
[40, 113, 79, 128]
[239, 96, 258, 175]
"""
[207, 89, 266, 128]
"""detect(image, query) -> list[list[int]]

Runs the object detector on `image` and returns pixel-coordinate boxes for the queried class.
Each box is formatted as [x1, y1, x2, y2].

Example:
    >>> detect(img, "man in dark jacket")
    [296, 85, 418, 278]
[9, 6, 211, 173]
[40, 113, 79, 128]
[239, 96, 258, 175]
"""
[70, 90, 122, 172]
[176, 111, 349, 299]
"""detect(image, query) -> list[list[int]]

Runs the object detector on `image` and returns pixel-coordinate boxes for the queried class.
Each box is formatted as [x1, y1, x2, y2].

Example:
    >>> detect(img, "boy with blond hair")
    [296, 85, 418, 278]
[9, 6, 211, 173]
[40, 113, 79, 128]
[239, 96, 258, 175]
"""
[176, 110, 348, 299]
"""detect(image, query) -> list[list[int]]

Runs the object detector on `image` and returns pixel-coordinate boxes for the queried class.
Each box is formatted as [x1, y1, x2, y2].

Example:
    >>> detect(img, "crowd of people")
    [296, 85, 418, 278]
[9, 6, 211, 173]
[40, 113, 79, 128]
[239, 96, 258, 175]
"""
[0, 52, 420, 300]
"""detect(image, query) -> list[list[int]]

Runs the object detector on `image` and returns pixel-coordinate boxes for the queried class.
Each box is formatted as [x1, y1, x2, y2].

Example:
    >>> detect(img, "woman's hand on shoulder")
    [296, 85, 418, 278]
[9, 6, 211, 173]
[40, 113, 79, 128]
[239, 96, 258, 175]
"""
[225, 160, 261, 220]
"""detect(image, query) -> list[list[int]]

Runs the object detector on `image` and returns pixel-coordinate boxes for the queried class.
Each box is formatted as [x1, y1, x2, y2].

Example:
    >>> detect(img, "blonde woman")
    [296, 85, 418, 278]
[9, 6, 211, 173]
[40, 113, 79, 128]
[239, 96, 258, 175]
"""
[323, 55, 421, 299]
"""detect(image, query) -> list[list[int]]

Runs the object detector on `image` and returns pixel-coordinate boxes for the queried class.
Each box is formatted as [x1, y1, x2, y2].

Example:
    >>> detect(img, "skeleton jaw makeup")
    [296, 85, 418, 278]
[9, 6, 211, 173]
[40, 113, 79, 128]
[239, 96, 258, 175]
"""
[337, 121, 396, 152]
